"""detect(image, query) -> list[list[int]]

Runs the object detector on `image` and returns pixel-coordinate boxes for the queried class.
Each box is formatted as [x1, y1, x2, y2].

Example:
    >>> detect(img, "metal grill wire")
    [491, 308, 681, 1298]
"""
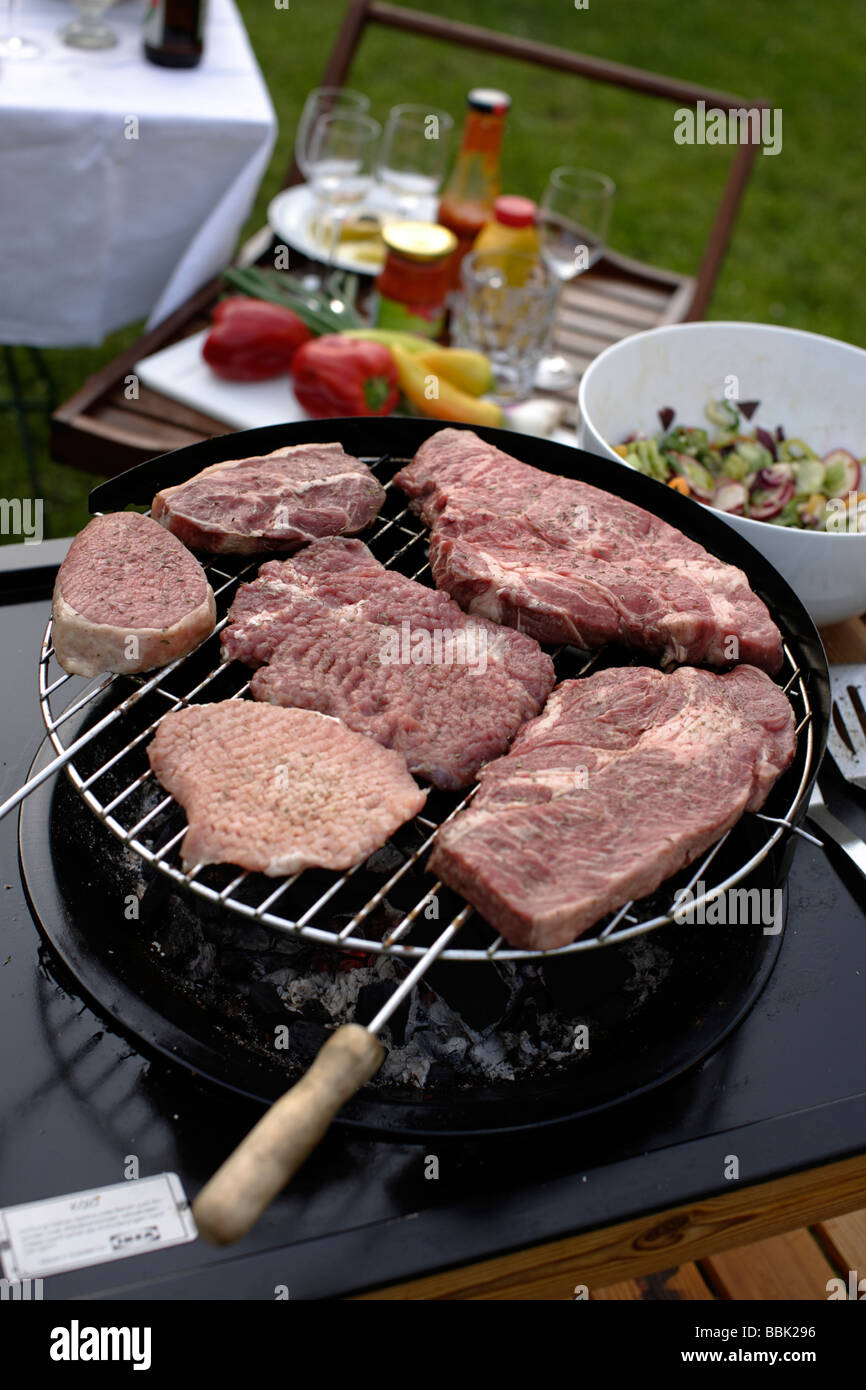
[38, 454, 816, 962]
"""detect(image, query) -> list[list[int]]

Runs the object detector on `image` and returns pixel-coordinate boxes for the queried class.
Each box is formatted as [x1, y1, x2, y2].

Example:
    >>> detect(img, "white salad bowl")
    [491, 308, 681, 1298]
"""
[577, 321, 866, 627]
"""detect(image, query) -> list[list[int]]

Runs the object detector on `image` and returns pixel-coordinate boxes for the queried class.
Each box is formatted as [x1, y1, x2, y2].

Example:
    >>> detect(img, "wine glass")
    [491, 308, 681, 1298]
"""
[307, 111, 382, 269]
[0, 0, 42, 58]
[295, 87, 371, 181]
[376, 103, 454, 219]
[534, 166, 615, 392]
[60, 0, 119, 50]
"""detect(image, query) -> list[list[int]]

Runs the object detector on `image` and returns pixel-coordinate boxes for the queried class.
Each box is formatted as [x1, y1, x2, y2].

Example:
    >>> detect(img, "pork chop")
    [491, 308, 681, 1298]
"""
[429, 664, 796, 950]
[147, 701, 426, 876]
[221, 537, 555, 788]
[52, 512, 215, 677]
[394, 429, 783, 673]
[152, 442, 385, 553]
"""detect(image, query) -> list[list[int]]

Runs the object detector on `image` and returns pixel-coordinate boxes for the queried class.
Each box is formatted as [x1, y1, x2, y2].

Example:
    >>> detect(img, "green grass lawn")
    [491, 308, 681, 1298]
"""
[2, 0, 864, 542]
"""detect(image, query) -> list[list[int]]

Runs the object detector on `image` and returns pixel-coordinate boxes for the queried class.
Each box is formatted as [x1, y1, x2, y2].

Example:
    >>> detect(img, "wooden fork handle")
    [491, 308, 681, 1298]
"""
[192, 1024, 384, 1245]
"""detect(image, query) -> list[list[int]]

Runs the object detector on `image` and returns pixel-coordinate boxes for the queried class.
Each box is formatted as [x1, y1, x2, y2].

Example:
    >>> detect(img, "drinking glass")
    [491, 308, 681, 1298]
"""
[60, 0, 118, 50]
[0, 0, 41, 58]
[307, 111, 381, 267]
[376, 103, 453, 219]
[535, 166, 615, 391]
[453, 251, 560, 400]
[295, 87, 371, 181]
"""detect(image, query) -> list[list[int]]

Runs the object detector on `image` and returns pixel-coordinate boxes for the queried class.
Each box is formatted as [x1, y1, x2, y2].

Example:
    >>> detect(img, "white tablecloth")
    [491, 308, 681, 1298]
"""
[0, 0, 277, 346]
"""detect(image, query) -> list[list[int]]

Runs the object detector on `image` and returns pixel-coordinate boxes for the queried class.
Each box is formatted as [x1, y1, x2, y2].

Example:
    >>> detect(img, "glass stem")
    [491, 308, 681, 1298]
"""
[326, 208, 345, 267]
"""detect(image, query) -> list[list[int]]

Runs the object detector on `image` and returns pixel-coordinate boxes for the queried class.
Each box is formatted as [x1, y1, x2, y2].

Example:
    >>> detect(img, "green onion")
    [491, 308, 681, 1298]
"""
[221, 267, 365, 333]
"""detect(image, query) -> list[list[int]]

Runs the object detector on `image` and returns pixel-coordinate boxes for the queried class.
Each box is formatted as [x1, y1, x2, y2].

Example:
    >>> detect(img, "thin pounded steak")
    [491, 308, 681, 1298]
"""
[52, 512, 216, 678]
[429, 665, 796, 951]
[147, 702, 426, 876]
[152, 442, 385, 553]
[394, 429, 783, 673]
[221, 537, 555, 789]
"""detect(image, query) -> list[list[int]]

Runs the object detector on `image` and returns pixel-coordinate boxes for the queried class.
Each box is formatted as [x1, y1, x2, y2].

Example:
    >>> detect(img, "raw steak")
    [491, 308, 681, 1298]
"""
[152, 442, 385, 553]
[222, 537, 555, 789]
[52, 512, 216, 678]
[429, 664, 796, 950]
[147, 701, 426, 876]
[394, 429, 783, 673]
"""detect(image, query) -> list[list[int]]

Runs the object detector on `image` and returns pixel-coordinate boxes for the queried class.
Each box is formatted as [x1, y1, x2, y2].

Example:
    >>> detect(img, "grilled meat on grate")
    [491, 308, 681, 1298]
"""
[395, 429, 783, 672]
[147, 701, 426, 876]
[52, 512, 215, 677]
[222, 537, 555, 789]
[430, 664, 796, 950]
[152, 442, 385, 553]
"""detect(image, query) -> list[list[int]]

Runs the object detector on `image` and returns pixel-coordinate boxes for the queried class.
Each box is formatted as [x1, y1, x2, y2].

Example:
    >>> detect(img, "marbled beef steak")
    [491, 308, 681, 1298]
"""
[52, 512, 215, 678]
[152, 442, 385, 553]
[147, 702, 426, 876]
[429, 665, 796, 950]
[394, 429, 783, 673]
[222, 537, 555, 789]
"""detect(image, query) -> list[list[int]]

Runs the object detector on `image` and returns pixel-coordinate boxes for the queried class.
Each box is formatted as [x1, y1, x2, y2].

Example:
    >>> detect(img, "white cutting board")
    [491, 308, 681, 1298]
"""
[135, 329, 306, 431]
[135, 328, 578, 443]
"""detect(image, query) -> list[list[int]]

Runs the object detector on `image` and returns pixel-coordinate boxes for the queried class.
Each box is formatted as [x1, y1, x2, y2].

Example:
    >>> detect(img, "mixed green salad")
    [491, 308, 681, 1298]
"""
[618, 399, 865, 531]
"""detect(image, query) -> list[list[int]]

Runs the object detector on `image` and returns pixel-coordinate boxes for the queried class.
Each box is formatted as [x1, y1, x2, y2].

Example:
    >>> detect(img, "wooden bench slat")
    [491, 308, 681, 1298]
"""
[699, 1229, 836, 1301]
[576, 278, 674, 311]
[557, 310, 660, 344]
[555, 323, 637, 357]
[813, 1206, 866, 1279]
[352, 1153, 866, 1300]
[564, 285, 674, 326]
[815, 618, 866, 663]
[556, 303, 643, 336]
[592, 1263, 714, 1300]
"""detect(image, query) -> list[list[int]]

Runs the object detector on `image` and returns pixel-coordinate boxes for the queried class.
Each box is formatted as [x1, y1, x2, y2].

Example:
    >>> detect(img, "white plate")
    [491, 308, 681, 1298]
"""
[267, 183, 437, 277]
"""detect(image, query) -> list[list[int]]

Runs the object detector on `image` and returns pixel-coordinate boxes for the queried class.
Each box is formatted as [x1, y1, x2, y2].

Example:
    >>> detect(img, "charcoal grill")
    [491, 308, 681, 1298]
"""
[4, 416, 830, 1244]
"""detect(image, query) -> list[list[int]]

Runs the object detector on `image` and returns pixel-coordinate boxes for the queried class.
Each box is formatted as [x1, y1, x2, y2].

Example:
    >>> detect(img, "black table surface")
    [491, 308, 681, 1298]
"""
[1, 544, 864, 1300]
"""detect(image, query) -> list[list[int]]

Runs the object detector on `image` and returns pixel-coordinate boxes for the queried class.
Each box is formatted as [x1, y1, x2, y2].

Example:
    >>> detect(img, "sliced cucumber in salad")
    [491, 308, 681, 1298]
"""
[615, 400, 865, 531]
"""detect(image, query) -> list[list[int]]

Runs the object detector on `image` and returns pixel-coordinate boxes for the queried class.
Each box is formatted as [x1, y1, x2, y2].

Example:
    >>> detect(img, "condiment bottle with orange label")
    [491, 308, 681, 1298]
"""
[437, 88, 511, 287]
[472, 196, 540, 283]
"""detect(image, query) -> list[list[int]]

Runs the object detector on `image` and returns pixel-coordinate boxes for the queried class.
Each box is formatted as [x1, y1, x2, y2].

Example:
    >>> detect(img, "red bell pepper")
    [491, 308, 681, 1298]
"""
[202, 296, 313, 381]
[290, 336, 400, 418]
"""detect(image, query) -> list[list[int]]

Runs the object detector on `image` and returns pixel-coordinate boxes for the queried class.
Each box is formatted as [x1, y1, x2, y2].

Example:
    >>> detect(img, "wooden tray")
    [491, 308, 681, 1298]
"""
[50, 241, 693, 479]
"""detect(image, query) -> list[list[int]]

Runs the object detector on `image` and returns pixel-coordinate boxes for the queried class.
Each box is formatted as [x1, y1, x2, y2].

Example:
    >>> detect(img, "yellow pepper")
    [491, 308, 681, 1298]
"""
[391, 346, 503, 429]
[340, 328, 429, 354]
[415, 347, 495, 398]
[668, 476, 691, 496]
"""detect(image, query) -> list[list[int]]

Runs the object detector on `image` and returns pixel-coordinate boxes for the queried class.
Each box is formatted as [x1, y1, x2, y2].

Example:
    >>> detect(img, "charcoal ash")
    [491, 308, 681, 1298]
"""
[141, 887, 611, 1088]
[621, 936, 674, 1007]
[52, 770, 667, 1092]
[152, 896, 595, 1088]
[422, 957, 514, 1032]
